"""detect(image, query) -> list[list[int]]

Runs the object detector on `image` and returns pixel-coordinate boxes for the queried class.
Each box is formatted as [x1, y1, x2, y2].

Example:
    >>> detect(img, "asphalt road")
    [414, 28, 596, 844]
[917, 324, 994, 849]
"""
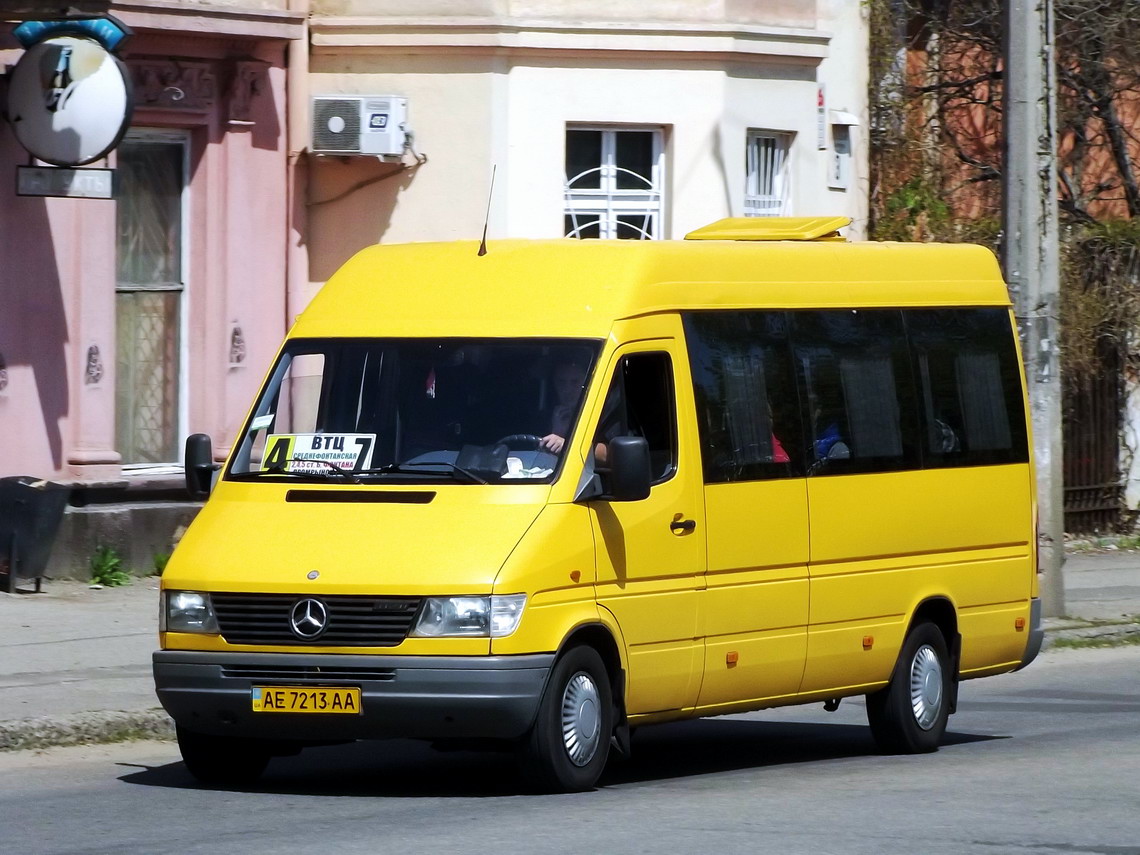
[2, 646, 1138, 855]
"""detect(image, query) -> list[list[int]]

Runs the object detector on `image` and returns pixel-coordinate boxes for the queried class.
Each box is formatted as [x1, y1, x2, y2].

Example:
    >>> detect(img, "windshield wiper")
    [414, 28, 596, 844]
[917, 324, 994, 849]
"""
[356, 461, 487, 485]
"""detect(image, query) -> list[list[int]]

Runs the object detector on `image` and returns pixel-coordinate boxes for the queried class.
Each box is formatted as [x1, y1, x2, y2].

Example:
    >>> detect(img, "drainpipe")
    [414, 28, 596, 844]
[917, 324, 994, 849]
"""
[285, 0, 311, 332]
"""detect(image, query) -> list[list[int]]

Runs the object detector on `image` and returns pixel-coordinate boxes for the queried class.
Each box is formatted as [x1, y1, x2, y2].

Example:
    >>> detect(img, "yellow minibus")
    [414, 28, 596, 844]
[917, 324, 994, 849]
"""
[155, 216, 1041, 792]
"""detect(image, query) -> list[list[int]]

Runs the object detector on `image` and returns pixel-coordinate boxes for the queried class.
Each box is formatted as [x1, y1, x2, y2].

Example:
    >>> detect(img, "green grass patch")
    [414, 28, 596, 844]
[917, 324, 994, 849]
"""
[1050, 633, 1140, 650]
[89, 546, 131, 587]
[151, 551, 171, 576]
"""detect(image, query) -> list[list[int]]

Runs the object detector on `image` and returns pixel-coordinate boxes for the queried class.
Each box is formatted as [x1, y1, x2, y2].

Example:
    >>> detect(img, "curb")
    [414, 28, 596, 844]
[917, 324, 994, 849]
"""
[1043, 622, 1140, 649]
[0, 709, 174, 753]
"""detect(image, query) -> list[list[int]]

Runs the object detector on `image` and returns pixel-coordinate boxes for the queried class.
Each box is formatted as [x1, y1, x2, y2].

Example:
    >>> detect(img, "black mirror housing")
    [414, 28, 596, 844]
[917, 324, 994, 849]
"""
[185, 433, 214, 500]
[607, 436, 652, 502]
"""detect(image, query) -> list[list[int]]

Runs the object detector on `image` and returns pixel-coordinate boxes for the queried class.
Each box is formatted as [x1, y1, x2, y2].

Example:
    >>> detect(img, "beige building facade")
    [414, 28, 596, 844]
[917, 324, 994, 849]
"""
[303, 0, 870, 308]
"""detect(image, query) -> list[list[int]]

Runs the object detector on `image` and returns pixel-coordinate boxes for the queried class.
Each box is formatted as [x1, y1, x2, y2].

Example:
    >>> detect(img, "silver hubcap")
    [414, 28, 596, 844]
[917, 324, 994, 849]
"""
[561, 671, 602, 767]
[909, 644, 944, 730]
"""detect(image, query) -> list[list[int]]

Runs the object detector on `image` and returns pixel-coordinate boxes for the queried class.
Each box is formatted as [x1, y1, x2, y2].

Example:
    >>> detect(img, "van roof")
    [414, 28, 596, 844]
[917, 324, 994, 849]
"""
[295, 234, 1009, 339]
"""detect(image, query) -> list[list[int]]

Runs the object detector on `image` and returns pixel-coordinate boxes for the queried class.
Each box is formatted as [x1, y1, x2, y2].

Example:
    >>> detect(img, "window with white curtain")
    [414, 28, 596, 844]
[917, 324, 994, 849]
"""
[564, 126, 664, 239]
[115, 132, 187, 465]
[745, 130, 793, 217]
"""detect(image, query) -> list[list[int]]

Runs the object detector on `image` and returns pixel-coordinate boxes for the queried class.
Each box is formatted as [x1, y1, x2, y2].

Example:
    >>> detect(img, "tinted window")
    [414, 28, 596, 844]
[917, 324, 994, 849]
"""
[791, 309, 919, 475]
[684, 312, 803, 483]
[594, 352, 676, 483]
[905, 308, 1028, 467]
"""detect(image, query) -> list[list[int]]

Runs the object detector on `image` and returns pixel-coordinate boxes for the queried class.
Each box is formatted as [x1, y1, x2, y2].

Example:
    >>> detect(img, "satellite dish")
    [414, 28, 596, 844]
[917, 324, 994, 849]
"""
[6, 35, 132, 167]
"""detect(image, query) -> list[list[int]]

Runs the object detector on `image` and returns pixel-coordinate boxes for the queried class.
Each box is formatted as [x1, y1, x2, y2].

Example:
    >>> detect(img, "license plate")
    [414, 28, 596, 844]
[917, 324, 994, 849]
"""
[251, 686, 362, 714]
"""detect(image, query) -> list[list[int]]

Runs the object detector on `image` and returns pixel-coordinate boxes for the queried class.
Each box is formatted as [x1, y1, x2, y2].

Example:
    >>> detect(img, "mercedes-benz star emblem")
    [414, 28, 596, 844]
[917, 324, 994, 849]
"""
[290, 598, 328, 640]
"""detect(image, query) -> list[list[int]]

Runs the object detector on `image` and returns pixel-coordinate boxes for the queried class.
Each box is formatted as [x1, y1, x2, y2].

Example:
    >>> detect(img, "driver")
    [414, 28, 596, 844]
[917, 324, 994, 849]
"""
[539, 360, 587, 454]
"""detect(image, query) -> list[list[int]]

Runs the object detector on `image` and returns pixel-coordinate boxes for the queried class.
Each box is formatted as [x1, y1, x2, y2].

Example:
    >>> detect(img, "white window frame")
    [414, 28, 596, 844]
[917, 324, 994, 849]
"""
[564, 125, 665, 239]
[116, 128, 191, 471]
[745, 129, 794, 217]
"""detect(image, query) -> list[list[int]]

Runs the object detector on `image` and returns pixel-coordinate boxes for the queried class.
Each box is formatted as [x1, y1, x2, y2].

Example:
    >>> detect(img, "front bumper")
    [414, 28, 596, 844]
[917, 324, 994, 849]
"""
[153, 650, 554, 741]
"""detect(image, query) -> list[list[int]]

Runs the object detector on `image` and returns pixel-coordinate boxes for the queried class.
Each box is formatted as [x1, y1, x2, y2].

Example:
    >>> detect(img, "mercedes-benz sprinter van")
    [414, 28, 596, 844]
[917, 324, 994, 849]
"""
[154, 217, 1042, 792]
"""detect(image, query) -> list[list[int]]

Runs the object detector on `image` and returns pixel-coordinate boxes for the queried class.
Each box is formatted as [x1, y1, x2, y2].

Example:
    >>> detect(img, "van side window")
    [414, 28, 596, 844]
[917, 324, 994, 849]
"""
[595, 353, 677, 483]
[905, 308, 1029, 467]
[683, 312, 803, 482]
[791, 309, 919, 475]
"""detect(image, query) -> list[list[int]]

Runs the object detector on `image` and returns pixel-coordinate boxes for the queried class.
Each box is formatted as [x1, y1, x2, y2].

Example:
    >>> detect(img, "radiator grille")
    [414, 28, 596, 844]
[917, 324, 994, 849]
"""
[211, 594, 421, 647]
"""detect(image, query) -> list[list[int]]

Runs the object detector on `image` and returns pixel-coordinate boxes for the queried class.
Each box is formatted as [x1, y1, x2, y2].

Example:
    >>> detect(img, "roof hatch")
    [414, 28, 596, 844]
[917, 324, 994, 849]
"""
[684, 216, 852, 242]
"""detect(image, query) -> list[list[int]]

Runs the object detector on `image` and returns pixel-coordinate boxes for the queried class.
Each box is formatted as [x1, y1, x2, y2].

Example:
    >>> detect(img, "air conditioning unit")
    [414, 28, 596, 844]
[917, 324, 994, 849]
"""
[311, 95, 408, 156]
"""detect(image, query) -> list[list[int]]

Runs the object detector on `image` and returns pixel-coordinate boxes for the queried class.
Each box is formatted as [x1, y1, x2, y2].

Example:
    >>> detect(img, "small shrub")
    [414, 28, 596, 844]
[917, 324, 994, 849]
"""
[152, 552, 171, 576]
[90, 546, 131, 587]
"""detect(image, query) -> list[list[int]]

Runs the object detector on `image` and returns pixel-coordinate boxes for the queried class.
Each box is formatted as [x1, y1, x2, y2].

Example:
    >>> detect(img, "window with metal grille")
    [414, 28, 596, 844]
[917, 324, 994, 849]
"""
[115, 132, 187, 465]
[745, 130, 793, 217]
[564, 126, 664, 239]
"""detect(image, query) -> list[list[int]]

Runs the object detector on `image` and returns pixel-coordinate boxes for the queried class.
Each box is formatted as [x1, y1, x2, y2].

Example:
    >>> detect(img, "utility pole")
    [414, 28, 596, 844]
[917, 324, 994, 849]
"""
[1003, 0, 1065, 617]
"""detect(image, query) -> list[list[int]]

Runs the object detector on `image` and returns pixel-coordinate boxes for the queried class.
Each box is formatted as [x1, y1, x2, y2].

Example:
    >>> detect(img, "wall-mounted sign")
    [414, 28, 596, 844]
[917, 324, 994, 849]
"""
[817, 84, 827, 150]
[17, 165, 115, 199]
[6, 34, 133, 166]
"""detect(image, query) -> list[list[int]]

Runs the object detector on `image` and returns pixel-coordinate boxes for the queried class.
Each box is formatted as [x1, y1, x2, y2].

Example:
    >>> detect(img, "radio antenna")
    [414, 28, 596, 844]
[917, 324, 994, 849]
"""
[478, 164, 496, 257]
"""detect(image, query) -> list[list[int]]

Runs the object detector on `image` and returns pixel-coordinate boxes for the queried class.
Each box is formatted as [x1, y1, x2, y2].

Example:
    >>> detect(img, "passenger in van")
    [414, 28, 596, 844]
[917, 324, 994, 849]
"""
[539, 360, 588, 454]
[767, 403, 791, 463]
[771, 431, 791, 463]
[812, 409, 850, 460]
[932, 417, 960, 453]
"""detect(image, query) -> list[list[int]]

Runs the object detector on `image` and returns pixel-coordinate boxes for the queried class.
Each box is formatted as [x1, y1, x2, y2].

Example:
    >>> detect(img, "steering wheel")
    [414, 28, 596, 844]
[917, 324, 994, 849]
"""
[495, 434, 545, 450]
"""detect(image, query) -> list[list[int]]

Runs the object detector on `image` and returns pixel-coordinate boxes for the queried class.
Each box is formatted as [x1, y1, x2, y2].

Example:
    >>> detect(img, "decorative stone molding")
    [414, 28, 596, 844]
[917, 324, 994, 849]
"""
[229, 322, 246, 366]
[113, 1, 305, 42]
[226, 60, 268, 125]
[84, 345, 104, 385]
[309, 17, 831, 63]
[129, 60, 217, 112]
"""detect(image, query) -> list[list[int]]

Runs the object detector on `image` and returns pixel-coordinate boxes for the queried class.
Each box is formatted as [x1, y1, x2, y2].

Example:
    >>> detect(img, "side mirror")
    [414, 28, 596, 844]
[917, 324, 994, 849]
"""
[185, 433, 215, 500]
[607, 436, 652, 502]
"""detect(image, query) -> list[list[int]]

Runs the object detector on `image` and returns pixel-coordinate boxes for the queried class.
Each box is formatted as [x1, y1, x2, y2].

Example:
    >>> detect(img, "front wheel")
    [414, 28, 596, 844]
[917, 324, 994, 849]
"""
[519, 645, 613, 792]
[177, 726, 271, 787]
[865, 622, 951, 754]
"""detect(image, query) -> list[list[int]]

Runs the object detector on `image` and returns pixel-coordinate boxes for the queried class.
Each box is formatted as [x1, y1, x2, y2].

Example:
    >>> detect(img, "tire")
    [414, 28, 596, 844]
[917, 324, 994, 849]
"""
[865, 622, 952, 754]
[519, 645, 613, 793]
[176, 726, 271, 787]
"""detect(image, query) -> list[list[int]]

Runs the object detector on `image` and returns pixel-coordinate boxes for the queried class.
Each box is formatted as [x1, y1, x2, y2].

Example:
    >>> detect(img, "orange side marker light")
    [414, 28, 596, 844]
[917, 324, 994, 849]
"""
[726, 651, 739, 668]
[570, 570, 581, 583]
[862, 636, 874, 650]
[1015, 617, 1026, 631]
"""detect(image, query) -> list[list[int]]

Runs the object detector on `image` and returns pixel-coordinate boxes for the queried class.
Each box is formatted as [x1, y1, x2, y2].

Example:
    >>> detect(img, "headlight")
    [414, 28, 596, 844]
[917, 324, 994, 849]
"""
[411, 594, 526, 638]
[162, 591, 220, 634]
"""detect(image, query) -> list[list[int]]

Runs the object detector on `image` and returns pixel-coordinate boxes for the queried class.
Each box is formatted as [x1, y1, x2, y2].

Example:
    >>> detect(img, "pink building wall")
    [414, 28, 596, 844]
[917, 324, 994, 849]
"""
[0, 33, 292, 480]
[0, 7, 304, 577]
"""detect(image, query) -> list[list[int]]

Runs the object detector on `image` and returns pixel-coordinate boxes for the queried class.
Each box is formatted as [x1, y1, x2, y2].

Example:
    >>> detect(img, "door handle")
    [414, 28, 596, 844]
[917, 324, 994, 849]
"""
[670, 518, 697, 534]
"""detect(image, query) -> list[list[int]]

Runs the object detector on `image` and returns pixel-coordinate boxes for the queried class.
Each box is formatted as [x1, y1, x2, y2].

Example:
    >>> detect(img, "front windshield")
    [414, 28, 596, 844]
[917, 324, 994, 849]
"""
[228, 338, 601, 484]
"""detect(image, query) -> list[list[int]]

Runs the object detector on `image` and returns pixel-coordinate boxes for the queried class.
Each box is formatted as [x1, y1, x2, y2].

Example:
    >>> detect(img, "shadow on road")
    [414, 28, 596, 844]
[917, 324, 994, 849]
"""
[601, 718, 1000, 787]
[116, 717, 1005, 798]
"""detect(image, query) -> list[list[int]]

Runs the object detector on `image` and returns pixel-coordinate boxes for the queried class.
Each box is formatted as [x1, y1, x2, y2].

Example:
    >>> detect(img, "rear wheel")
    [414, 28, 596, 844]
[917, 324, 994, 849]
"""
[519, 645, 613, 792]
[866, 622, 951, 754]
[177, 726, 271, 787]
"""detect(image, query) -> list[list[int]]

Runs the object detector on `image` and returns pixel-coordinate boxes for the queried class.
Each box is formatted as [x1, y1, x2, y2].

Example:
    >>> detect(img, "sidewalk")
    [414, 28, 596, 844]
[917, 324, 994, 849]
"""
[0, 579, 168, 750]
[2, 550, 1139, 751]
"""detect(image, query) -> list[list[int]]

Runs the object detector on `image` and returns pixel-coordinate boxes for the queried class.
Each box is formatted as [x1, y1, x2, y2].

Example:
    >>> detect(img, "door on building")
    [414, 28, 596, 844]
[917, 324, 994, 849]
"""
[115, 132, 188, 466]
